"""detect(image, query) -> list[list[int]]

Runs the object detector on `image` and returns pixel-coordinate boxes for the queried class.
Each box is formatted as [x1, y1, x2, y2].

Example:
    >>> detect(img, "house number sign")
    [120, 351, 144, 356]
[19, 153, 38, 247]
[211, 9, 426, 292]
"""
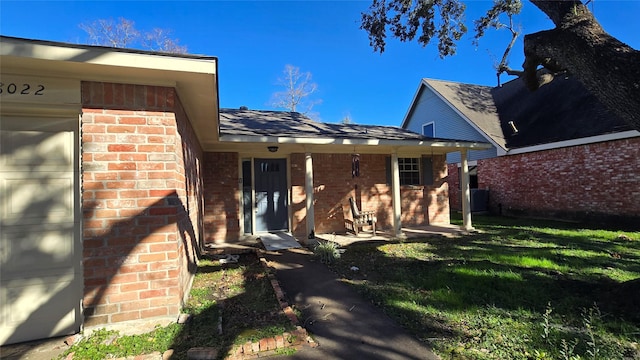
[0, 74, 80, 105]
[0, 81, 46, 96]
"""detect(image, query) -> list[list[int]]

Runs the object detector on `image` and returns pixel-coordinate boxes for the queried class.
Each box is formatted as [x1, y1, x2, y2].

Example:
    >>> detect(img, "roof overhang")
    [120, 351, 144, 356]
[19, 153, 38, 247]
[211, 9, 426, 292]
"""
[0, 36, 219, 144]
[217, 134, 492, 156]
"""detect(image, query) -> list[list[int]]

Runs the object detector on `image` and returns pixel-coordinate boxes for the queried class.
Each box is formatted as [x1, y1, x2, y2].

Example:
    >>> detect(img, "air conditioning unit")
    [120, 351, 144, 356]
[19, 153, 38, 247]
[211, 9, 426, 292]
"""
[470, 189, 489, 212]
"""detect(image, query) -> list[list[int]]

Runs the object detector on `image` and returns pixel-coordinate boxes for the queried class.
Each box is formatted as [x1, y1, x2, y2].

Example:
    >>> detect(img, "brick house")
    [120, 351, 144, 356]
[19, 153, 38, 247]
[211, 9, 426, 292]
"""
[401, 72, 640, 226]
[0, 36, 489, 345]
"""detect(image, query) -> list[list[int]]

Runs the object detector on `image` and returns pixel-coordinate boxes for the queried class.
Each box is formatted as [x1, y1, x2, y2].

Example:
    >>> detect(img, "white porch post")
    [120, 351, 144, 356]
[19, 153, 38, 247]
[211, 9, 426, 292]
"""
[305, 152, 315, 241]
[391, 152, 403, 237]
[460, 149, 474, 231]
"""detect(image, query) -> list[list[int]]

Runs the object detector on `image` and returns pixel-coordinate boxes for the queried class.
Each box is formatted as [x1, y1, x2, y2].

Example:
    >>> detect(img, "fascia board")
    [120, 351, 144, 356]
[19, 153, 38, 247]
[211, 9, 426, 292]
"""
[400, 79, 427, 129]
[219, 135, 493, 150]
[1, 36, 217, 74]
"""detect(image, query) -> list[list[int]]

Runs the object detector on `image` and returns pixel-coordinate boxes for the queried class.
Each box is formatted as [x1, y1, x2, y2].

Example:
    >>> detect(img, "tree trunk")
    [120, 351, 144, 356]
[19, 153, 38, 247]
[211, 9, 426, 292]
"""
[523, 0, 640, 131]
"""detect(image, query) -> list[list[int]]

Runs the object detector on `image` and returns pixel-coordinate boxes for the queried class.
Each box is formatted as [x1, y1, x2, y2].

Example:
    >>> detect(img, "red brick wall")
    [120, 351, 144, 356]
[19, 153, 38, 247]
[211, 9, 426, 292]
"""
[447, 164, 462, 211]
[478, 138, 640, 223]
[290, 153, 308, 238]
[202, 152, 241, 243]
[427, 155, 450, 225]
[173, 100, 204, 304]
[81, 82, 203, 327]
[290, 153, 449, 237]
[291, 153, 390, 237]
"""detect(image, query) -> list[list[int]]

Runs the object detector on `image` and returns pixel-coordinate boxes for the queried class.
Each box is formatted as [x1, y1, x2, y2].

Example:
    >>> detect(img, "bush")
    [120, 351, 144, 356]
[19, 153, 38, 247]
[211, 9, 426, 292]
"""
[314, 241, 341, 264]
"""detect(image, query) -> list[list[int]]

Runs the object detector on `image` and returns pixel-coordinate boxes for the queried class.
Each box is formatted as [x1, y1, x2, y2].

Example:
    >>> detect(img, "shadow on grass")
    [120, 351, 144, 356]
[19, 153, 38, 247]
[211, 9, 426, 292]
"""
[328, 215, 640, 358]
[168, 252, 293, 360]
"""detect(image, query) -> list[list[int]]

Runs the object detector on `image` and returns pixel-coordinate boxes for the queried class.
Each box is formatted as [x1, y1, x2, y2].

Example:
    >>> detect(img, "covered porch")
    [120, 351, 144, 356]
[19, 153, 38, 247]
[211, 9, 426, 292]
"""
[212, 109, 492, 244]
[205, 223, 472, 255]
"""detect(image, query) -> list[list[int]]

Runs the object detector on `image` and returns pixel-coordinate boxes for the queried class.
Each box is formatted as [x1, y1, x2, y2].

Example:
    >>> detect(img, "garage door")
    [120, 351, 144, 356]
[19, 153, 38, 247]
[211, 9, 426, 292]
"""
[0, 116, 82, 345]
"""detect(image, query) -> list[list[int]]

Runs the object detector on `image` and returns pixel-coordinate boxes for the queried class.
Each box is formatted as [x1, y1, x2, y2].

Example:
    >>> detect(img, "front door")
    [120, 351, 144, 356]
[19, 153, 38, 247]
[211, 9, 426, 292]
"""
[254, 159, 288, 232]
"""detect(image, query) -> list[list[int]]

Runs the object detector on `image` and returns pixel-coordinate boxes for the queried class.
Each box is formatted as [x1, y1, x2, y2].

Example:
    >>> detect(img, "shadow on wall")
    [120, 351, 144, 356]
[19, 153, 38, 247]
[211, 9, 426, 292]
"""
[82, 191, 200, 327]
[2, 186, 201, 345]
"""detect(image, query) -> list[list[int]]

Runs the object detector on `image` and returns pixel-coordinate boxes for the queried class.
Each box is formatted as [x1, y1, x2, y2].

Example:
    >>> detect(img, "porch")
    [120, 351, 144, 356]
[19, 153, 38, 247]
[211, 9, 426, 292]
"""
[204, 224, 472, 255]
[315, 223, 471, 247]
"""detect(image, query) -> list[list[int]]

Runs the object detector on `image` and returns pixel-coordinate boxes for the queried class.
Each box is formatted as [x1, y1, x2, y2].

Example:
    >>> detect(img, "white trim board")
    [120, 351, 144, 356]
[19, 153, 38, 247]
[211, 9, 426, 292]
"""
[506, 130, 640, 155]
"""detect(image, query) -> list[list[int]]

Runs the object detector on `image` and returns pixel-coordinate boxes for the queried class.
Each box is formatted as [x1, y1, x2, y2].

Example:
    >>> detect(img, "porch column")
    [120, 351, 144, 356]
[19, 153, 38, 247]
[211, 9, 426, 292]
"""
[391, 152, 403, 237]
[460, 149, 474, 231]
[305, 152, 315, 241]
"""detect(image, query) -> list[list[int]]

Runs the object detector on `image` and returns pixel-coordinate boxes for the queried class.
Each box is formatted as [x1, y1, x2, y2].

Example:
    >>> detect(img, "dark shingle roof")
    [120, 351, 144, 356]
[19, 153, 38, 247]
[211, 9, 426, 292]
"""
[492, 73, 632, 148]
[425, 72, 633, 149]
[220, 108, 457, 142]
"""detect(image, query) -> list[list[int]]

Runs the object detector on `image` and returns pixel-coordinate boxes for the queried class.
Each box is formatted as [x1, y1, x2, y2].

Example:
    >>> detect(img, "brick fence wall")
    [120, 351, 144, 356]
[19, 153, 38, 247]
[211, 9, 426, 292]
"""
[476, 137, 640, 224]
[81, 82, 202, 326]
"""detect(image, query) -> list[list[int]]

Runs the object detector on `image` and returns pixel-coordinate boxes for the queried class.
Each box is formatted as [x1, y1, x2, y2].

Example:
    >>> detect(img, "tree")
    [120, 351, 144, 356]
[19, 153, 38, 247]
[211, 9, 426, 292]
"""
[79, 17, 187, 54]
[360, 0, 640, 131]
[270, 64, 321, 117]
[342, 113, 354, 124]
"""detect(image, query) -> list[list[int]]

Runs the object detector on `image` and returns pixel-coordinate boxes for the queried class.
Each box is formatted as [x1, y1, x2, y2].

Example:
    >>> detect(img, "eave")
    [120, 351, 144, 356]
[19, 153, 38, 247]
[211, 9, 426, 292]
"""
[0, 36, 219, 144]
[216, 134, 492, 156]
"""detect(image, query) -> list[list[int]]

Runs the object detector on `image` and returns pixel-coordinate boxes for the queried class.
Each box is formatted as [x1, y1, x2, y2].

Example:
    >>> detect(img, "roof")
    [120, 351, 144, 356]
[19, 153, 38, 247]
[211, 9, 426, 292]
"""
[419, 79, 507, 149]
[218, 108, 492, 155]
[222, 108, 439, 140]
[405, 72, 634, 150]
[0, 36, 220, 147]
[491, 73, 632, 149]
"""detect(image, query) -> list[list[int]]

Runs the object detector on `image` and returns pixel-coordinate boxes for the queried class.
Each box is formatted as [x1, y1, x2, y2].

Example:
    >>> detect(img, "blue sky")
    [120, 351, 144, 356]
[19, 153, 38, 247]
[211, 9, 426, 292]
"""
[1, 1, 639, 126]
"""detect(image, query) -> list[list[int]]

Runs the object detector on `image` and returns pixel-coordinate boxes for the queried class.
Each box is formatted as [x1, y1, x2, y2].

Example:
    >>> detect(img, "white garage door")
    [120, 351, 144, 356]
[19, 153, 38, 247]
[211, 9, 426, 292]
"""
[0, 116, 82, 345]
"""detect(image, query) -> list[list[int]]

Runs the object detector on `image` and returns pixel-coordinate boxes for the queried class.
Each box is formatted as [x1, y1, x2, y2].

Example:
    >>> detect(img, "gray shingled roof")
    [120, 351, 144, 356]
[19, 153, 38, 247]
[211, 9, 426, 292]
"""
[220, 108, 464, 142]
[424, 80, 506, 148]
[425, 72, 632, 149]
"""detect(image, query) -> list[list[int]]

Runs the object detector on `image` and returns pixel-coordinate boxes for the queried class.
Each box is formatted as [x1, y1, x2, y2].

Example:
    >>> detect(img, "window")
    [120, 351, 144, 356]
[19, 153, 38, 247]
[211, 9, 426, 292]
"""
[386, 157, 434, 186]
[399, 158, 420, 185]
[422, 122, 435, 138]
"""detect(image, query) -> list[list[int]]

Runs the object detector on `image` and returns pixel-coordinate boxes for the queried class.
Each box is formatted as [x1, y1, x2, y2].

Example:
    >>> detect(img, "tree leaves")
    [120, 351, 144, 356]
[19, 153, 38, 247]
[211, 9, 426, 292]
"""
[360, 0, 467, 57]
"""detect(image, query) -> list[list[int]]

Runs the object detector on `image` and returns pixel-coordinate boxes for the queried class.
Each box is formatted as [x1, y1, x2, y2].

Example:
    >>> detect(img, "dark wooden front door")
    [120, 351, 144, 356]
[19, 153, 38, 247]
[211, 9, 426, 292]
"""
[254, 159, 288, 232]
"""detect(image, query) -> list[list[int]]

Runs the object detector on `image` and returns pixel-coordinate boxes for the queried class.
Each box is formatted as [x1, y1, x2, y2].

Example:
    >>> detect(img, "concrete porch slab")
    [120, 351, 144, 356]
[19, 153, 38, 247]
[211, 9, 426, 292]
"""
[316, 224, 468, 247]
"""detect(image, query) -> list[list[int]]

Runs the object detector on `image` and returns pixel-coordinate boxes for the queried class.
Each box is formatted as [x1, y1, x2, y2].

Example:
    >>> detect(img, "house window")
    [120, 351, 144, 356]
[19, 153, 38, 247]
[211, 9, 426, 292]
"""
[399, 158, 420, 185]
[422, 122, 435, 138]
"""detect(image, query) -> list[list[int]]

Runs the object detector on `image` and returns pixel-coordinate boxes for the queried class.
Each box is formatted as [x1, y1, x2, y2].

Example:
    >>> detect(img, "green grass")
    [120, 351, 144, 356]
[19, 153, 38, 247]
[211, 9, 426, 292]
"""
[328, 214, 640, 360]
[61, 252, 295, 360]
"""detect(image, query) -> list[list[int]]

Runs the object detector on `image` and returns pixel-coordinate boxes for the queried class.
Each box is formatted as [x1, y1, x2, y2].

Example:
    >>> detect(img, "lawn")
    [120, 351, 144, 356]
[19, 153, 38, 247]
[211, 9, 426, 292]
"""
[326, 214, 640, 360]
[61, 252, 294, 360]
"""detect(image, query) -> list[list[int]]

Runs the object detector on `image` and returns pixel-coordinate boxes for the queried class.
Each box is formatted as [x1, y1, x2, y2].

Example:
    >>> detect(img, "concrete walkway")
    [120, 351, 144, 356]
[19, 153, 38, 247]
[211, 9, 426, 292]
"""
[264, 247, 440, 360]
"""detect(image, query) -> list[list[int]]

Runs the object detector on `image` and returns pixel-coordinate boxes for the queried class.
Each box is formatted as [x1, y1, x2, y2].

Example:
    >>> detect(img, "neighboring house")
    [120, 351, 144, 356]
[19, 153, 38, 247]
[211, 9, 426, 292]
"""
[402, 72, 640, 226]
[0, 36, 490, 345]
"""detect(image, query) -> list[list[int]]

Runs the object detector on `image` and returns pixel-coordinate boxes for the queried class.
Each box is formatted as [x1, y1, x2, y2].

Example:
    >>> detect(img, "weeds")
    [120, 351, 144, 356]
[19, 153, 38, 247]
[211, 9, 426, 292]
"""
[542, 302, 553, 345]
[583, 305, 601, 359]
[60, 253, 294, 360]
[539, 303, 606, 360]
[559, 338, 580, 360]
[314, 238, 342, 264]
